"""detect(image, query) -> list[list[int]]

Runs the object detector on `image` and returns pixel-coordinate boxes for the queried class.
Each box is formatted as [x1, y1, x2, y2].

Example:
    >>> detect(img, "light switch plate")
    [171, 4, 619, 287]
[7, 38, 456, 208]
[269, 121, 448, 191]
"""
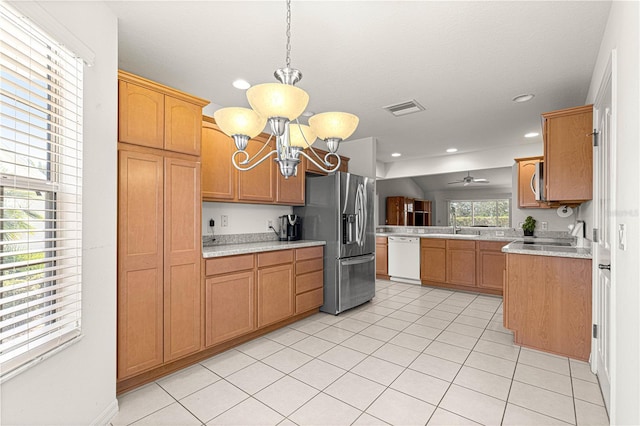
[618, 224, 626, 250]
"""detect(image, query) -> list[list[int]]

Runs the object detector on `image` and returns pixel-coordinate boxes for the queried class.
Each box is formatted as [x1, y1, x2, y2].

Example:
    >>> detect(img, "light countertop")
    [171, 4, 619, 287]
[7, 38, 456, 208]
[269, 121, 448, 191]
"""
[202, 240, 326, 258]
[501, 241, 592, 259]
[376, 232, 517, 242]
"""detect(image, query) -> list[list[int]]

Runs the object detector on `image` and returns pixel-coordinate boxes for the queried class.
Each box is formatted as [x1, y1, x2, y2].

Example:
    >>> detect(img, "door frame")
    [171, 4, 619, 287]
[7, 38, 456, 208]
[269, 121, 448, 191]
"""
[591, 48, 617, 415]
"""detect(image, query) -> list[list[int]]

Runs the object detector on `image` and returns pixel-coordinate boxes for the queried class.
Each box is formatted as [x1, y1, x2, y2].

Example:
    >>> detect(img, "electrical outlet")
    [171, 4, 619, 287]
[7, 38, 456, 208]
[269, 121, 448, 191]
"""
[266, 219, 273, 231]
[541, 221, 548, 230]
[221, 215, 228, 227]
[209, 218, 215, 227]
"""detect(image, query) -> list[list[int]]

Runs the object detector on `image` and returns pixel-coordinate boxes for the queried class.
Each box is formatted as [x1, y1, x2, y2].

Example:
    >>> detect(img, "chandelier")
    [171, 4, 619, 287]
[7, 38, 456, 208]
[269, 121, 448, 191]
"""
[213, 0, 359, 178]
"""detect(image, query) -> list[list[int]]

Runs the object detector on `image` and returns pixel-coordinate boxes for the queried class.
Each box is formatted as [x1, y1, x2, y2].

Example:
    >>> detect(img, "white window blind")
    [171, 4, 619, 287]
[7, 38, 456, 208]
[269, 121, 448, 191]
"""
[0, 2, 83, 379]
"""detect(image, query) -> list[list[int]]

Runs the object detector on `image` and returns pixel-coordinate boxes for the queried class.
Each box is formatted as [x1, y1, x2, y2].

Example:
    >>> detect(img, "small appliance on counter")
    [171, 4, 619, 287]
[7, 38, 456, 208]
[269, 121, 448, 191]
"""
[279, 214, 301, 241]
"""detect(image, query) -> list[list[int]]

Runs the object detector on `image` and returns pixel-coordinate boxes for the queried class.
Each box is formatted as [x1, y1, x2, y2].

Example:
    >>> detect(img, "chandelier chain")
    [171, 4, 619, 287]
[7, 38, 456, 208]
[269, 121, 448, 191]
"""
[285, 0, 291, 69]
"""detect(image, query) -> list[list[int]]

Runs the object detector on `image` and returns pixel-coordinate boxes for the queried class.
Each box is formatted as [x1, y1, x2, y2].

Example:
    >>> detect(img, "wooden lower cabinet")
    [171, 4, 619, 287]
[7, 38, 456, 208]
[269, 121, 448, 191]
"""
[257, 264, 295, 328]
[295, 246, 324, 313]
[420, 238, 504, 295]
[375, 237, 389, 278]
[476, 242, 506, 291]
[446, 240, 476, 286]
[505, 253, 592, 360]
[205, 271, 255, 347]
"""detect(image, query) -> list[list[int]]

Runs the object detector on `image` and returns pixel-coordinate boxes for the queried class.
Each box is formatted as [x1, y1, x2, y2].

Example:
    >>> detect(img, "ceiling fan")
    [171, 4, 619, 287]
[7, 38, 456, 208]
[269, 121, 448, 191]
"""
[448, 171, 490, 186]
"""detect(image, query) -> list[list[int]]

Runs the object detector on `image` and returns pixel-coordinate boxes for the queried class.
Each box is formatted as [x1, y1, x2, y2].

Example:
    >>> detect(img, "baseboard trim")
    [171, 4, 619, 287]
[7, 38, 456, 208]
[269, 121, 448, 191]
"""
[390, 277, 422, 285]
[91, 399, 119, 426]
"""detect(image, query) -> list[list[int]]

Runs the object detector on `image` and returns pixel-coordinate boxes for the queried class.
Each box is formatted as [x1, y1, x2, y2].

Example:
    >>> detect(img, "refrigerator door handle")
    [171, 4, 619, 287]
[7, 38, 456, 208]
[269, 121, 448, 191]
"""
[341, 254, 375, 266]
[355, 183, 366, 247]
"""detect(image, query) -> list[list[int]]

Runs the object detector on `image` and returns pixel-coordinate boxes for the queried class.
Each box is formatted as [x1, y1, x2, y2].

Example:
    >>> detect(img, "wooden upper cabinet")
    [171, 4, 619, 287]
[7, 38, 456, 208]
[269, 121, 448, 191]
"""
[118, 81, 164, 149]
[276, 163, 305, 205]
[118, 70, 209, 155]
[163, 157, 202, 361]
[117, 149, 164, 379]
[202, 120, 236, 200]
[164, 96, 202, 155]
[516, 156, 550, 209]
[304, 148, 349, 175]
[542, 105, 593, 203]
[238, 136, 276, 202]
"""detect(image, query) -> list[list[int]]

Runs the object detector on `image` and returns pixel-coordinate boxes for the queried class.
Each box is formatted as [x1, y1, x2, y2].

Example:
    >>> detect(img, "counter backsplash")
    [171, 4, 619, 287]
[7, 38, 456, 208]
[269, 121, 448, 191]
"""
[202, 232, 279, 247]
[376, 225, 573, 240]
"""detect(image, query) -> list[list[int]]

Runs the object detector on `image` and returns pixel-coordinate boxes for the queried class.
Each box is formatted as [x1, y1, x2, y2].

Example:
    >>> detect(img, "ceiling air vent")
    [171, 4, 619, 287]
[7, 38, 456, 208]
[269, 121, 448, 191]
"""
[383, 99, 425, 117]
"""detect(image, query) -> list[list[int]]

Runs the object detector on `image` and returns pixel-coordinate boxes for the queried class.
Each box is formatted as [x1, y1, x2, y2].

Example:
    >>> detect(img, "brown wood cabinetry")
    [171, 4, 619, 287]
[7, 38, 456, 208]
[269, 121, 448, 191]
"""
[295, 247, 324, 313]
[238, 135, 276, 203]
[386, 197, 431, 226]
[420, 238, 504, 295]
[257, 251, 295, 328]
[304, 148, 349, 176]
[446, 240, 476, 286]
[276, 164, 305, 205]
[476, 241, 506, 291]
[201, 120, 236, 200]
[504, 253, 591, 360]
[516, 156, 550, 209]
[117, 71, 206, 383]
[542, 105, 593, 203]
[375, 237, 389, 278]
[118, 71, 208, 155]
[420, 239, 446, 283]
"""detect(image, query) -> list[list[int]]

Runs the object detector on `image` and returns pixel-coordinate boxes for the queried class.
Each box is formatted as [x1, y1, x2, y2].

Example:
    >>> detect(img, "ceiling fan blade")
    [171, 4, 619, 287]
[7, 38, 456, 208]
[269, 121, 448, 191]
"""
[473, 178, 489, 183]
[463, 181, 470, 186]
[448, 180, 463, 184]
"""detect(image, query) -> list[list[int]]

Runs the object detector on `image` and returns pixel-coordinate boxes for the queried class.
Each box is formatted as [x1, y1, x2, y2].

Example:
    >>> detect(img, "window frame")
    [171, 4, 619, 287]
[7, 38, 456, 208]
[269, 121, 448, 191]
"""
[447, 199, 511, 227]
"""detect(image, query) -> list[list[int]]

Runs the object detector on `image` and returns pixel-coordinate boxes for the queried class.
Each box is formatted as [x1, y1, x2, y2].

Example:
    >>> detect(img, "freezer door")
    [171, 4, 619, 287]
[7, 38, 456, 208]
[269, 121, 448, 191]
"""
[336, 254, 376, 313]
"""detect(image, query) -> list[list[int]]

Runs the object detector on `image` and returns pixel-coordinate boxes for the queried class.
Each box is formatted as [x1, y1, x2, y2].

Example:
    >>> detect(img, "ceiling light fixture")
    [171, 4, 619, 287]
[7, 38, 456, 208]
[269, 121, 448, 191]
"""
[446, 148, 458, 153]
[524, 132, 539, 138]
[232, 79, 251, 90]
[214, 0, 359, 178]
[512, 94, 535, 103]
[391, 153, 401, 157]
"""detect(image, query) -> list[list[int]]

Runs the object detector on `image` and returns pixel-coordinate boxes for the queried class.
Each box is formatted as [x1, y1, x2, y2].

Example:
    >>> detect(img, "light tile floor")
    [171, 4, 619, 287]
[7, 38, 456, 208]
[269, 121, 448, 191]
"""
[112, 280, 609, 426]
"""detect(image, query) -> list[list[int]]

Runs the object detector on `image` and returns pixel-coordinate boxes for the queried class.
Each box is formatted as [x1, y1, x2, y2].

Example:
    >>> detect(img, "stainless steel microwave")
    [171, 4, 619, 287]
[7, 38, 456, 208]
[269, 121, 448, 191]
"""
[533, 161, 545, 201]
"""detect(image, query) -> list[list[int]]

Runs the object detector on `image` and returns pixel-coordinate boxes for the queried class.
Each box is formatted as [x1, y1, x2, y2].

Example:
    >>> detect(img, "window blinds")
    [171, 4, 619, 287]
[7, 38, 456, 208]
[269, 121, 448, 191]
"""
[0, 2, 83, 379]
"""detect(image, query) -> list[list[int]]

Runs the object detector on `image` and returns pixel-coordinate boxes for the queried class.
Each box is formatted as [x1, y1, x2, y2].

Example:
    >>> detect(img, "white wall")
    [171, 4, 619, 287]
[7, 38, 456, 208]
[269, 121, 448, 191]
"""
[202, 202, 292, 236]
[510, 164, 577, 232]
[332, 137, 377, 179]
[424, 188, 512, 227]
[585, 1, 640, 423]
[1, 1, 118, 424]
[376, 178, 424, 225]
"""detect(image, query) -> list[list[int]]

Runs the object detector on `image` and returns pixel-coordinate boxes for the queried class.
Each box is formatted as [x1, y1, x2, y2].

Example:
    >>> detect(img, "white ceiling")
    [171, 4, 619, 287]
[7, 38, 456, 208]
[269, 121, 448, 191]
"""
[107, 1, 611, 166]
[410, 167, 513, 193]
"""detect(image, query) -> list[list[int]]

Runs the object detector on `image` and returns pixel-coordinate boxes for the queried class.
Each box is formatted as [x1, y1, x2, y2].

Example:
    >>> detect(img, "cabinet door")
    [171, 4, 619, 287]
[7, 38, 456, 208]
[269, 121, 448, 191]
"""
[164, 157, 202, 361]
[257, 264, 294, 328]
[517, 157, 549, 208]
[544, 106, 593, 202]
[275, 163, 305, 205]
[376, 242, 388, 275]
[201, 123, 236, 200]
[164, 96, 202, 155]
[205, 271, 255, 346]
[477, 251, 506, 290]
[118, 81, 164, 149]
[386, 197, 403, 225]
[446, 241, 476, 286]
[421, 246, 446, 282]
[238, 137, 275, 202]
[117, 150, 164, 378]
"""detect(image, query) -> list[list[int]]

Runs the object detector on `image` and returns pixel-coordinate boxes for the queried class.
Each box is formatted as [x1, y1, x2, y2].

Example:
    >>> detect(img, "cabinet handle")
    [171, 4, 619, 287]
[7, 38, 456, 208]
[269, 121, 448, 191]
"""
[598, 264, 611, 271]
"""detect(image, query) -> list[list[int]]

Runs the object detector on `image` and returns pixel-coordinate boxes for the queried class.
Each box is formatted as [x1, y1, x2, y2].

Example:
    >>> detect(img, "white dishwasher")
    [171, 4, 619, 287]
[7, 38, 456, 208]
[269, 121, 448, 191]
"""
[387, 236, 421, 284]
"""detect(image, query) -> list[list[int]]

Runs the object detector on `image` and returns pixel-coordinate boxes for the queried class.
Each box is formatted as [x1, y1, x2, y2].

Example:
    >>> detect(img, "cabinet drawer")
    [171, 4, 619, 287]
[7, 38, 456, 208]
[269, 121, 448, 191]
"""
[447, 240, 476, 250]
[478, 241, 508, 252]
[296, 258, 323, 275]
[376, 236, 388, 244]
[295, 246, 323, 261]
[258, 249, 294, 267]
[205, 254, 254, 276]
[296, 288, 323, 314]
[421, 238, 446, 248]
[296, 270, 323, 294]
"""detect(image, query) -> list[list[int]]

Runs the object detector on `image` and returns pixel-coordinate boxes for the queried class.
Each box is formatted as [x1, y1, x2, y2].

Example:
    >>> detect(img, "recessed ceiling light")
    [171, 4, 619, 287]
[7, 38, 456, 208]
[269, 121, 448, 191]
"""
[512, 94, 535, 103]
[446, 148, 458, 153]
[524, 132, 539, 138]
[301, 111, 314, 117]
[391, 153, 402, 157]
[232, 79, 251, 90]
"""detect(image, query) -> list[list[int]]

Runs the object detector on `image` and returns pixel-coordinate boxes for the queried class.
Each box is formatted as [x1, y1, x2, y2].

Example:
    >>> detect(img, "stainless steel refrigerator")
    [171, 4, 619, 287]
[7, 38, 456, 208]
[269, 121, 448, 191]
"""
[293, 172, 375, 314]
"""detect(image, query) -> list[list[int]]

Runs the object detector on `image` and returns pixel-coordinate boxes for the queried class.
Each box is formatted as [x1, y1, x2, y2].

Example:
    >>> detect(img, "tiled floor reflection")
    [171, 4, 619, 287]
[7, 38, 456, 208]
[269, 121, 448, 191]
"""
[112, 280, 608, 426]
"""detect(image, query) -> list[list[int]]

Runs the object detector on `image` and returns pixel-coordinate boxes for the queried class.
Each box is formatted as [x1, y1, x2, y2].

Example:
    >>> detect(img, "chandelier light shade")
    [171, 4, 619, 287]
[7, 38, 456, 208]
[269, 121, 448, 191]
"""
[214, 107, 266, 138]
[309, 112, 360, 141]
[247, 83, 309, 121]
[289, 124, 316, 148]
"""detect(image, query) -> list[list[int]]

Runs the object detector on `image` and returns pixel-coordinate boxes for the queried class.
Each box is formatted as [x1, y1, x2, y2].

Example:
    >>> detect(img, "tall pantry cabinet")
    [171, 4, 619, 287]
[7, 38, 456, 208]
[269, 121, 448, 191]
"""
[117, 71, 209, 380]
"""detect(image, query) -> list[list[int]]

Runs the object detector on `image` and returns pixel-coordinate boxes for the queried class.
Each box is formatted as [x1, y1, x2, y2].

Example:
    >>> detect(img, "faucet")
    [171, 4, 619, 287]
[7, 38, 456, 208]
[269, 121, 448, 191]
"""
[451, 208, 461, 234]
